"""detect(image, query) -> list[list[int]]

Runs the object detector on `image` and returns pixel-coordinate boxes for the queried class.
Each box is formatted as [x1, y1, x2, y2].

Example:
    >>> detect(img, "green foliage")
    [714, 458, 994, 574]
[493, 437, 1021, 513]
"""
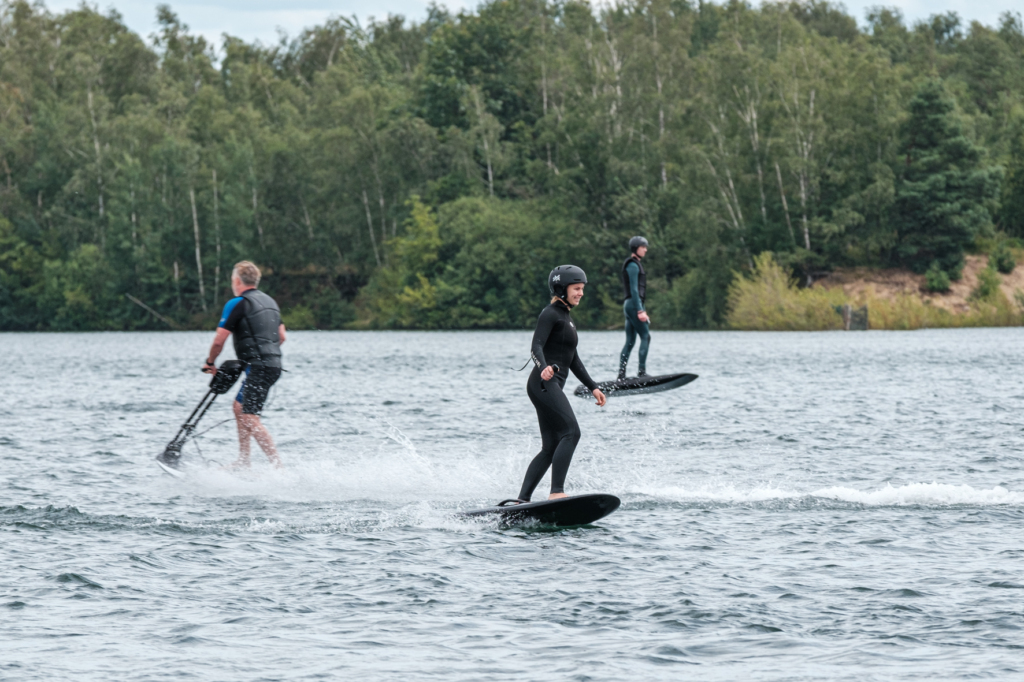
[41, 244, 117, 330]
[0, 1, 1022, 330]
[971, 264, 1001, 301]
[991, 241, 1016, 273]
[1000, 115, 1024, 237]
[307, 290, 356, 329]
[360, 196, 443, 328]
[361, 196, 584, 328]
[726, 252, 1020, 331]
[894, 80, 1004, 274]
[0, 217, 44, 329]
[281, 305, 317, 330]
[867, 8, 911, 63]
[649, 266, 732, 329]
[726, 252, 845, 331]
[786, 0, 859, 42]
[860, 288, 1021, 330]
[925, 261, 951, 292]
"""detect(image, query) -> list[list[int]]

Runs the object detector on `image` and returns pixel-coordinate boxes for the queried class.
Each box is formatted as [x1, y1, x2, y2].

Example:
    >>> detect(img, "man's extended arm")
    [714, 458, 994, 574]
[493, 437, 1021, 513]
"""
[203, 328, 232, 372]
[204, 317, 286, 372]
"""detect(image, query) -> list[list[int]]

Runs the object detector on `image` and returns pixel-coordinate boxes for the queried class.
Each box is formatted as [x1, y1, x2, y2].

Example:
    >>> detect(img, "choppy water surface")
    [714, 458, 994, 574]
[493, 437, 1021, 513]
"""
[2, 329, 1023, 680]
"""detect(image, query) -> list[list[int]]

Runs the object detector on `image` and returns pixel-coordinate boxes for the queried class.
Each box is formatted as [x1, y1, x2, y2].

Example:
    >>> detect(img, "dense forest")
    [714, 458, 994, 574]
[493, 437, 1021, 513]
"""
[0, 0, 1021, 330]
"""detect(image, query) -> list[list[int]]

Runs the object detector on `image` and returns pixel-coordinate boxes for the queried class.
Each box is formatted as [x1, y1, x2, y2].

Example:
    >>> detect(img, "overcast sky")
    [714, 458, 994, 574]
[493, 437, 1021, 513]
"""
[44, 0, 1022, 51]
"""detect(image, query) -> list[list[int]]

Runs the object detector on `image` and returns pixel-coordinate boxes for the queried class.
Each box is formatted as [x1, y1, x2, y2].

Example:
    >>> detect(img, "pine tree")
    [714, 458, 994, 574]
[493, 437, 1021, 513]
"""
[1000, 116, 1024, 237]
[894, 79, 1003, 275]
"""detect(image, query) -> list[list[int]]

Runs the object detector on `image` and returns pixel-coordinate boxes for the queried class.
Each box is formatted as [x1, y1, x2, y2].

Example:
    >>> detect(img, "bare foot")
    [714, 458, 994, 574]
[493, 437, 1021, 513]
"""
[548, 492, 569, 500]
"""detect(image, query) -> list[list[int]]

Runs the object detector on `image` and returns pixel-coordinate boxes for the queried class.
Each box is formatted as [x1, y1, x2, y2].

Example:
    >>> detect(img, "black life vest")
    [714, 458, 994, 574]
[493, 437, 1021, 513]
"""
[621, 255, 646, 304]
[232, 289, 282, 368]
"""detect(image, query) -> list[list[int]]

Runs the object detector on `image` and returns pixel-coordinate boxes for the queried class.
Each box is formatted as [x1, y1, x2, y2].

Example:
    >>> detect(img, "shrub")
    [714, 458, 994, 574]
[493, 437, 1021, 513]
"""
[859, 288, 1020, 330]
[726, 254, 1021, 331]
[282, 305, 317, 330]
[925, 262, 951, 292]
[992, 242, 1016, 274]
[42, 244, 117, 331]
[725, 252, 845, 331]
[311, 292, 356, 329]
[971, 264, 1001, 301]
[358, 196, 575, 329]
[651, 266, 731, 329]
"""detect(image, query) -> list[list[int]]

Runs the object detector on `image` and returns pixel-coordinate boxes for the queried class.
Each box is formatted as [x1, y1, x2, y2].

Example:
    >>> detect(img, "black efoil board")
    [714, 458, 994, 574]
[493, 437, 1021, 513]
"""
[460, 494, 620, 527]
[575, 372, 698, 398]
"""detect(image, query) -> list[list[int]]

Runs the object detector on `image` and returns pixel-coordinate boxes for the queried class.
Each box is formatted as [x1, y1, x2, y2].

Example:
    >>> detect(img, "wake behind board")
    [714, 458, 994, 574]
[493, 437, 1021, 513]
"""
[459, 493, 620, 527]
[574, 372, 698, 399]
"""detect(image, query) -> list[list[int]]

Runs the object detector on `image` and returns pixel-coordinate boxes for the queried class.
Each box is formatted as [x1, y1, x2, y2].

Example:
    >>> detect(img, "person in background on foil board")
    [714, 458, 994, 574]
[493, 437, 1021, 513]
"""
[203, 260, 286, 469]
[618, 236, 651, 379]
[514, 265, 607, 503]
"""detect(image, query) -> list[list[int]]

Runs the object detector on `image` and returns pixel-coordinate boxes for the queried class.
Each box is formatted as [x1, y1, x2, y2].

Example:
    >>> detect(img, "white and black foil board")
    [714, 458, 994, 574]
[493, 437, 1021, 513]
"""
[574, 372, 698, 398]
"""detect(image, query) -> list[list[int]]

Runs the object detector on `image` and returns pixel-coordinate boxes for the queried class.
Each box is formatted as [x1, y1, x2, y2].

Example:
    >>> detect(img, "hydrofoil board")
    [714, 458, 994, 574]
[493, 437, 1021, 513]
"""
[155, 454, 189, 478]
[459, 493, 620, 527]
[575, 372, 697, 399]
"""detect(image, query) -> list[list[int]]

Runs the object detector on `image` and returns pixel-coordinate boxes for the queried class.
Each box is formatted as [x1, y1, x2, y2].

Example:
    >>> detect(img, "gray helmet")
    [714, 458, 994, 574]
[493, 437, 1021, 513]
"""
[548, 264, 588, 300]
[629, 236, 649, 253]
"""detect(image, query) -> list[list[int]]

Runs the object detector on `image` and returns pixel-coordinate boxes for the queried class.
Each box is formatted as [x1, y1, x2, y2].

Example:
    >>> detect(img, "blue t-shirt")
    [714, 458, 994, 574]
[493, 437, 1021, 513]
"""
[218, 296, 246, 332]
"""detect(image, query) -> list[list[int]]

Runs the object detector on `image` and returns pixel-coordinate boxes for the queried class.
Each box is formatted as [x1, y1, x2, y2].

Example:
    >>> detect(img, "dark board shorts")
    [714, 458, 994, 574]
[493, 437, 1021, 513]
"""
[235, 365, 282, 415]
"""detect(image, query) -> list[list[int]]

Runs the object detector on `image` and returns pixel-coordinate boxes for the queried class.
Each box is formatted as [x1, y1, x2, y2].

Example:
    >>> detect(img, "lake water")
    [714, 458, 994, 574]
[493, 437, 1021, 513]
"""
[2, 329, 1023, 680]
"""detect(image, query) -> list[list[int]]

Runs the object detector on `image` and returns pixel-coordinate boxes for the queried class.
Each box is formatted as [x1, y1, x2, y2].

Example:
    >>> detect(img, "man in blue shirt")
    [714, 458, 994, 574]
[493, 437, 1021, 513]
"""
[203, 261, 287, 469]
[618, 236, 651, 379]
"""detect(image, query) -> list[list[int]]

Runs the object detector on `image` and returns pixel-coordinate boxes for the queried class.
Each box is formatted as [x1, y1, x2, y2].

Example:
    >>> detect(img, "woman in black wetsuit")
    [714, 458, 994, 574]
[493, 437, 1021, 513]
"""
[516, 265, 607, 502]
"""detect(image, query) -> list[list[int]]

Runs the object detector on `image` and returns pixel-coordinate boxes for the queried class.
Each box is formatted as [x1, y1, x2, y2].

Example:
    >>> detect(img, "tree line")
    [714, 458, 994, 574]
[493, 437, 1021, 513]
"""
[0, 0, 1021, 331]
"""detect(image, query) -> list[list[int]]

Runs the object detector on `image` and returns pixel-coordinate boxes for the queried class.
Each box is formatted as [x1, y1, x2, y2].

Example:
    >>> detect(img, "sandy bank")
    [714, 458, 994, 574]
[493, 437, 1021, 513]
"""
[812, 255, 1024, 314]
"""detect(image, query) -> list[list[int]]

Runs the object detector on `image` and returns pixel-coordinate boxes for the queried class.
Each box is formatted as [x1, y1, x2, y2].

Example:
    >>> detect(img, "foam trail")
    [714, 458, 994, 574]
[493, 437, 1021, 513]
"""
[811, 482, 1024, 506]
[175, 423, 521, 504]
[633, 482, 801, 503]
[637, 481, 1024, 506]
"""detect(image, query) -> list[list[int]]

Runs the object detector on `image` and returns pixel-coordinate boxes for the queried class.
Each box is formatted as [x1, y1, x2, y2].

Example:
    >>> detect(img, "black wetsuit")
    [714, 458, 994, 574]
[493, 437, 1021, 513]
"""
[619, 255, 650, 376]
[517, 301, 599, 501]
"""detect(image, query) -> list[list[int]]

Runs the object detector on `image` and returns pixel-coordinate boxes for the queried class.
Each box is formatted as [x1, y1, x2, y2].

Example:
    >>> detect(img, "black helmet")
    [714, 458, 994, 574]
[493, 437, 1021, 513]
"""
[548, 264, 588, 301]
[629, 236, 649, 253]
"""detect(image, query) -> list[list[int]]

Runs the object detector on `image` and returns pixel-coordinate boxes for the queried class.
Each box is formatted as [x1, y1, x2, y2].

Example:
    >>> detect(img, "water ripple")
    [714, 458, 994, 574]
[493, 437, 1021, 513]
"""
[1, 330, 1023, 680]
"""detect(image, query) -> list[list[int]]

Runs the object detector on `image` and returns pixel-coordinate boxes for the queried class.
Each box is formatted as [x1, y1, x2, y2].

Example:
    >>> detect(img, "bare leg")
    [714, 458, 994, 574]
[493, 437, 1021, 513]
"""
[232, 400, 252, 468]
[238, 414, 281, 468]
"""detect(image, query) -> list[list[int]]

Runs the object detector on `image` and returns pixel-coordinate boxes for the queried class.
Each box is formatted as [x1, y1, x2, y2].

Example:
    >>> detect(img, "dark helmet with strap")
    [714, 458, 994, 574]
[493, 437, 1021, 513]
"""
[548, 264, 588, 302]
[629, 236, 649, 253]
